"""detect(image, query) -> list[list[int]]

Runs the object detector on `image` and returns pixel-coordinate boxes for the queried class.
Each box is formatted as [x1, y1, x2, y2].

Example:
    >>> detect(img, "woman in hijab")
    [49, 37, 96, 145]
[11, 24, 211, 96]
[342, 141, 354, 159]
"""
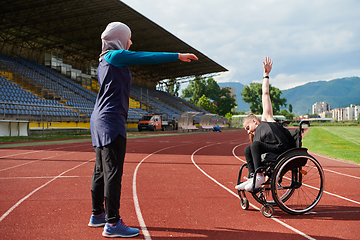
[88, 22, 198, 238]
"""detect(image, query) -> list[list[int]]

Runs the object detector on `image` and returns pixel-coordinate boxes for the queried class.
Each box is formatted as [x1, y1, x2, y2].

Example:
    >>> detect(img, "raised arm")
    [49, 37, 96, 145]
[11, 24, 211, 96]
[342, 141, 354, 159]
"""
[261, 57, 275, 122]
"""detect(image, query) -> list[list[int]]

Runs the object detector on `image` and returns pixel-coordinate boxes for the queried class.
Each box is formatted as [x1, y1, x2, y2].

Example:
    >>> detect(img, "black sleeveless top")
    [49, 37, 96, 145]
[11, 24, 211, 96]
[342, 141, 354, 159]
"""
[253, 122, 294, 149]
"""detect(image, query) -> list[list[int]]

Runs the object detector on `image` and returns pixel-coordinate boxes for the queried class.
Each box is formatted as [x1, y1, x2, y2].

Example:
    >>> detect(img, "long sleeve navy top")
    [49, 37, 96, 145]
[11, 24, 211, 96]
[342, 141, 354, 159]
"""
[90, 50, 178, 147]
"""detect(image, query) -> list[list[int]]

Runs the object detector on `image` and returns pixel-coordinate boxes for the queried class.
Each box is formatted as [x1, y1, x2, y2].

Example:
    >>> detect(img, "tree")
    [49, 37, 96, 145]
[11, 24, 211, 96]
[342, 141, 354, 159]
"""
[232, 110, 245, 115]
[181, 76, 236, 116]
[241, 82, 287, 114]
[217, 88, 237, 116]
[196, 95, 217, 113]
[181, 76, 206, 104]
[165, 79, 180, 97]
[204, 77, 220, 102]
[225, 112, 233, 119]
[289, 103, 293, 113]
[279, 109, 295, 120]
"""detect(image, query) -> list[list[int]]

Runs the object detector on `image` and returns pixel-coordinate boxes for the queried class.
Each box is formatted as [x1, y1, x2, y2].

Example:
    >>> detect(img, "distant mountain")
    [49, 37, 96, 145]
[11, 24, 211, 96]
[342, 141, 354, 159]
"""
[218, 82, 250, 111]
[282, 77, 360, 115]
[218, 77, 360, 115]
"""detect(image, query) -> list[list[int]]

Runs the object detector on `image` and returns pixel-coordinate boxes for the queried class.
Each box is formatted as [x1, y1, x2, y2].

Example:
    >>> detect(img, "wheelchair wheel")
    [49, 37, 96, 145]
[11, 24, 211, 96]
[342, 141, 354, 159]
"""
[240, 197, 249, 210]
[261, 204, 274, 218]
[271, 153, 324, 215]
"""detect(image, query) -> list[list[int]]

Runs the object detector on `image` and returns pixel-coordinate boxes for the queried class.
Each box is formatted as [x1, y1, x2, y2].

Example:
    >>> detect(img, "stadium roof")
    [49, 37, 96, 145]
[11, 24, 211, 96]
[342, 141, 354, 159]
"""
[0, 0, 227, 86]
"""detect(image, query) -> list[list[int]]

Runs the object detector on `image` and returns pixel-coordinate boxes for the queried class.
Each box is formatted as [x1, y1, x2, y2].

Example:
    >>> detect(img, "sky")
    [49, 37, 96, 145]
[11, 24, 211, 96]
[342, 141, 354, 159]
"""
[121, 0, 360, 91]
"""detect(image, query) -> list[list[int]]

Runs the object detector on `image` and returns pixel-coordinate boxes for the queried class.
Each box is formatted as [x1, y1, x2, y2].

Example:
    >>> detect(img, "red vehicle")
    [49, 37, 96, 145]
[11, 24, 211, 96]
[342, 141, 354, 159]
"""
[137, 115, 172, 131]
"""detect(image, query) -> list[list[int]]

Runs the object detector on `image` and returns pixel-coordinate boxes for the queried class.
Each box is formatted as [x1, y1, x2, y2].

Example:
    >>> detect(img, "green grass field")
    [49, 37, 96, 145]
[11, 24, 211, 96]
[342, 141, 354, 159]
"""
[303, 126, 360, 164]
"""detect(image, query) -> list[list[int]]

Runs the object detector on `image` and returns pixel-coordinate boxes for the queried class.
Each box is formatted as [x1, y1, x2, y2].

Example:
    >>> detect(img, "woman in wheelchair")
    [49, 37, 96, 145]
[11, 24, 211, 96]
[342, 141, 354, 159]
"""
[235, 57, 294, 191]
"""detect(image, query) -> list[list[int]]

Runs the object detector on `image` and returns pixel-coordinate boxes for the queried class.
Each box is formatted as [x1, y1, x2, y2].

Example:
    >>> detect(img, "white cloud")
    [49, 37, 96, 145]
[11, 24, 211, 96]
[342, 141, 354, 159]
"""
[121, 0, 360, 89]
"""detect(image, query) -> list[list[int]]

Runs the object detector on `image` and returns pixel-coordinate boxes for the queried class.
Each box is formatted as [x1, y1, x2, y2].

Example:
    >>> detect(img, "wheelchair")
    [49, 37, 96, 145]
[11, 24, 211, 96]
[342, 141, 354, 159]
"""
[237, 120, 325, 217]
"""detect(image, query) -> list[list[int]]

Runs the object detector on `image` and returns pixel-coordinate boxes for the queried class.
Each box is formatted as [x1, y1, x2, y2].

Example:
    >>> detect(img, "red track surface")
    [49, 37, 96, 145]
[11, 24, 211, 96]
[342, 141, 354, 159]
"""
[0, 130, 359, 239]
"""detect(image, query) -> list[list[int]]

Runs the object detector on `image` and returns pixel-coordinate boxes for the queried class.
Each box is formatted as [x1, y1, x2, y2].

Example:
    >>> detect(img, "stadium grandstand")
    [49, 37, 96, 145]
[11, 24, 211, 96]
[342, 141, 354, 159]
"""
[0, 0, 227, 134]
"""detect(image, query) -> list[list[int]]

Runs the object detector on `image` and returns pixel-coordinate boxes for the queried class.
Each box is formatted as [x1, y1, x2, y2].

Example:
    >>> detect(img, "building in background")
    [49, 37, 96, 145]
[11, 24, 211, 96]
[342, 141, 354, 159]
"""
[319, 111, 333, 119]
[312, 102, 331, 115]
[300, 103, 359, 122]
[342, 104, 359, 121]
[317, 104, 359, 121]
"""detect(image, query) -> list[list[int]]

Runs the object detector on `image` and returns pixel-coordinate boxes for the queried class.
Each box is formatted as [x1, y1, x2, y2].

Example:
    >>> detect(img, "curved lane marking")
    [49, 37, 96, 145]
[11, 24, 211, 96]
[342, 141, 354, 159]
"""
[0, 151, 75, 172]
[132, 144, 186, 240]
[0, 158, 93, 223]
[309, 152, 360, 180]
[0, 143, 91, 172]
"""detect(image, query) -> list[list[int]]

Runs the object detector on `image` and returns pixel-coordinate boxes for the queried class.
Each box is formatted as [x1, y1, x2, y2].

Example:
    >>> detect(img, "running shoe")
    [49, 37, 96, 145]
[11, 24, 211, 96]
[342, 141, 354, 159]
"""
[88, 213, 106, 227]
[102, 219, 140, 238]
[245, 175, 265, 191]
[235, 178, 253, 190]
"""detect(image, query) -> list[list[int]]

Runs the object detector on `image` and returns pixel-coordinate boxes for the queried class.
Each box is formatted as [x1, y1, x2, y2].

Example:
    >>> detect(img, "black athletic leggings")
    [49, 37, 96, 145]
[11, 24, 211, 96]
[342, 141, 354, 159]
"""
[91, 134, 126, 223]
[244, 141, 288, 178]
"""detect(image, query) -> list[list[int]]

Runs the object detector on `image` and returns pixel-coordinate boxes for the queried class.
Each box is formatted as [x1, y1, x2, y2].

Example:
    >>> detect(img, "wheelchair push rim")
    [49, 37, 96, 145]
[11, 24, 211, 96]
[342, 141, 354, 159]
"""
[271, 154, 325, 215]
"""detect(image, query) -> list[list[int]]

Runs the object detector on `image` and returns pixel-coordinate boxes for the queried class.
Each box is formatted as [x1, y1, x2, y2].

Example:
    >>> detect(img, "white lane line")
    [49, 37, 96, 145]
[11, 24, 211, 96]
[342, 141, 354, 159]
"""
[309, 152, 360, 180]
[232, 145, 360, 205]
[0, 175, 82, 180]
[297, 181, 360, 205]
[0, 151, 74, 172]
[323, 168, 360, 180]
[0, 142, 90, 159]
[0, 150, 44, 159]
[0, 143, 91, 172]
[0, 158, 94, 223]
[132, 145, 182, 240]
[310, 152, 360, 166]
[308, 210, 360, 214]
[322, 189, 360, 205]
[232, 144, 247, 163]
[133, 156, 152, 240]
[192, 142, 316, 240]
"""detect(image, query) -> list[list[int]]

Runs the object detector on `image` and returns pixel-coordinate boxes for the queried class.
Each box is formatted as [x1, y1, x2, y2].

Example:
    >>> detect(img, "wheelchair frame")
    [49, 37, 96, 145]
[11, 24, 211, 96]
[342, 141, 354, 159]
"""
[237, 120, 325, 217]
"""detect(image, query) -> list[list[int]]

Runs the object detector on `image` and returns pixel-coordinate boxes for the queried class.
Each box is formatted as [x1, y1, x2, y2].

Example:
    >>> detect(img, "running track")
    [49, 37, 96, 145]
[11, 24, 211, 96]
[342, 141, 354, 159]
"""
[0, 130, 359, 239]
